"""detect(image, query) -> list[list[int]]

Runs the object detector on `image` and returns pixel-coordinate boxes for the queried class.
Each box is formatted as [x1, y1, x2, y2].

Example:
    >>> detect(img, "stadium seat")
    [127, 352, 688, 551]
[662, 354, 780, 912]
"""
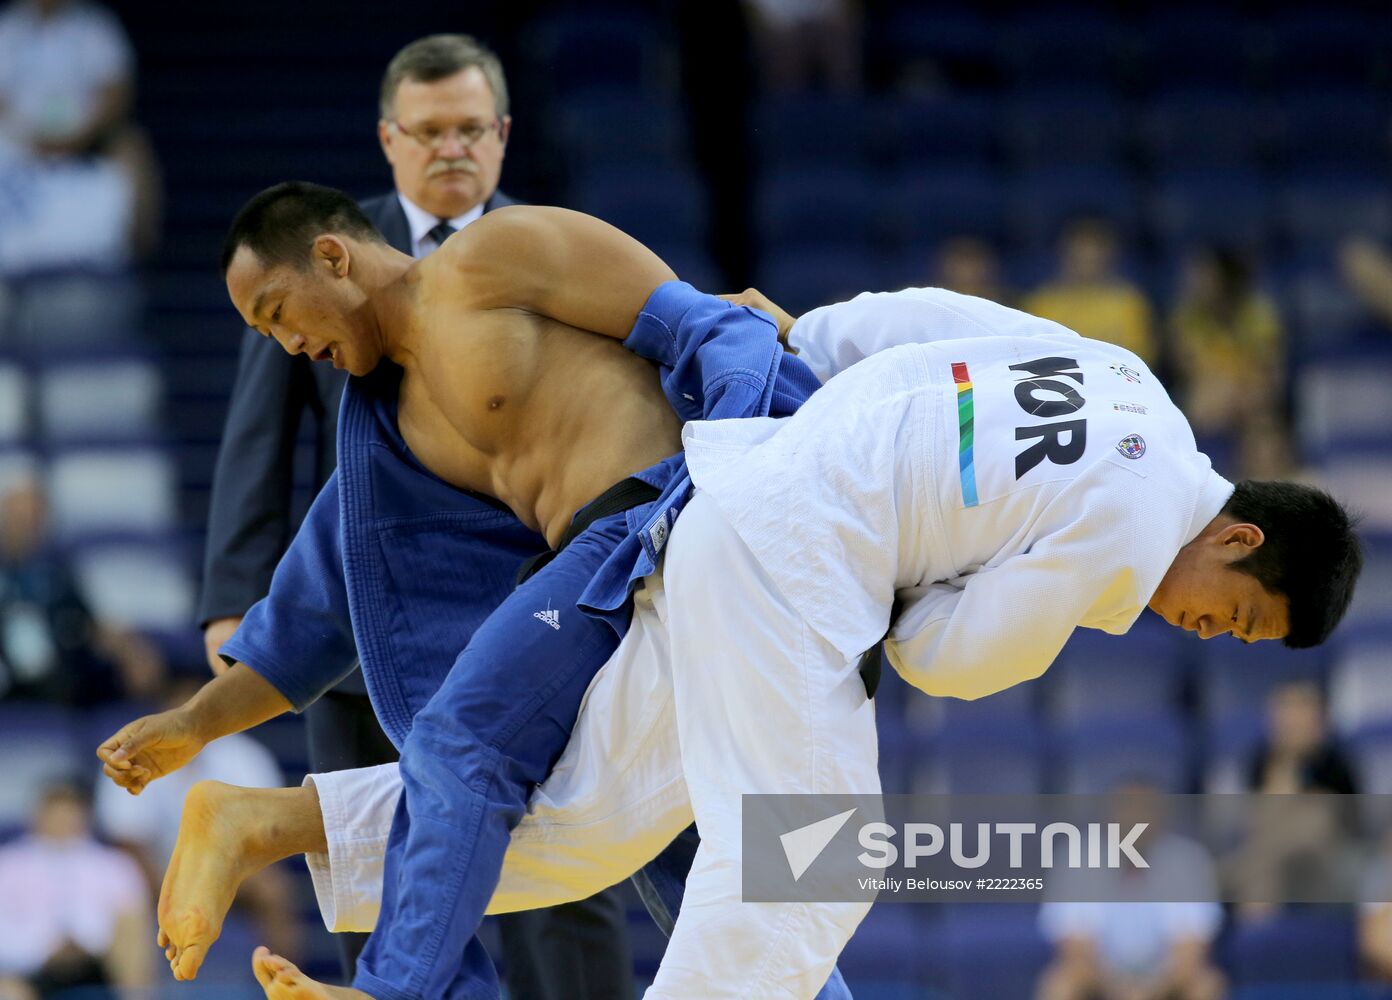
[1141, 91, 1274, 170]
[1139, 10, 1256, 92]
[756, 244, 888, 317]
[569, 164, 708, 249]
[872, 6, 995, 90]
[0, 359, 29, 447]
[887, 166, 1008, 248]
[924, 904, 1051, 999]
[527, 10, 667, 96]
[1007, 166, 1142, 251]
[757, 165, 880, 248]
[836, 906, 921, 986]
[1148, 170, 1275, 252]
[47, 447, 179, 540]
[867, 93, 1000, 169]
[1202, 710, 1266, 793]
[1329, 624, 1392, 742]
[1279, 171, 1392, 248]
[997, 9, 1128, 88]
[1199, 642, 1327, 729]
[557, 93, 690, 170]
[913, 717, 1046, 795]
[1274, 91, 1392, 170]
[1044, 620, 1188, 725]
[1317, 453, 1392, 533]
[1003, 90, 1129, 167]
[1297, 360, 1392, 455]
[37, 356, 163, 444]
[1224, 909, 1359, 985]
[752, 94, 872, 171]
[1270, 8, 1390, 89]
[1055, 714, 1193, 794]
[68, 535, 194, 632]
[0, 702, 82, 828]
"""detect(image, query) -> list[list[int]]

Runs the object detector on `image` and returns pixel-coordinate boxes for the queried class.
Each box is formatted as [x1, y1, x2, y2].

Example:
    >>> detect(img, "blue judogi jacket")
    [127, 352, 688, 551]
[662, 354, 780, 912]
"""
[221, 281, 821, 749]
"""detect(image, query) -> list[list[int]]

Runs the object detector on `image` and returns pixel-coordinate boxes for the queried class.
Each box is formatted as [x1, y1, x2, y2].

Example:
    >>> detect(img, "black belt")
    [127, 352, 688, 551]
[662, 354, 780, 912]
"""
[515, 477, 662, 586]
[858, 643, 883, 700]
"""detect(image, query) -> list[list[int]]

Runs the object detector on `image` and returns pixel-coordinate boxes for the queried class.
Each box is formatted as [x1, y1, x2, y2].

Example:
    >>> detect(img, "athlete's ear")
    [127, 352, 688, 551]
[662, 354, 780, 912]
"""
[1218, 521, 1265, 555]
[312, 235, 351, 278]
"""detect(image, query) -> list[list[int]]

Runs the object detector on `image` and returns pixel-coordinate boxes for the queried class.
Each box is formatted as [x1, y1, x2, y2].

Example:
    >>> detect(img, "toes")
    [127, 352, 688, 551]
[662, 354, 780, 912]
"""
[175, 943, 206, 981]
[252, 946, 275, 988]
[157, 928, 169, 949]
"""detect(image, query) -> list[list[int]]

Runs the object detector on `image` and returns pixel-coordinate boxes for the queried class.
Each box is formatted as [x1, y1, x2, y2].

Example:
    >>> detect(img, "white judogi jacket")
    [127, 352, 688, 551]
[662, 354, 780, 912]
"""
[689, 287, 1233, 700]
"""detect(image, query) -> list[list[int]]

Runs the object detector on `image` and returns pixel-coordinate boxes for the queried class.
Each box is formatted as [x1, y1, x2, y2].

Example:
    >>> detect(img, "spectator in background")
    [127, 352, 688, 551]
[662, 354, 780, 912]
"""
[1230, 681, 1360, 918]
[1340, 237, 1392, 328]
[1359, 831, 1392, 982]
[198, 33, 632, 995]
[743, 0, 861, 94]
[934, 234, 1013, 305]
[0, 780, 152, 999]
[1170, 247, 1288, 479]
[0, 0, 160, 266]
[0, 475, 162, 705]
[1036, 781, 1226, 1000]
[95, 674, 301, 967]
[1248, 681, 1357, 797]
[1024, 216, 1157, 365]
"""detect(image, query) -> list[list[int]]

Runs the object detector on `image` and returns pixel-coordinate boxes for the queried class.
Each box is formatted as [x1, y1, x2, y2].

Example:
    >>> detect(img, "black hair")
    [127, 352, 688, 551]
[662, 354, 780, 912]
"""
[1223, 480, 1363, 648]
[220, 181, 384, 276]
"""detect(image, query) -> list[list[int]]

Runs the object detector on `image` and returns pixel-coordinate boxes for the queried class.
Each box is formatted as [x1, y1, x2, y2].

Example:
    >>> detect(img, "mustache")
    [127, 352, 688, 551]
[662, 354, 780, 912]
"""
[427, 158, 479, 177]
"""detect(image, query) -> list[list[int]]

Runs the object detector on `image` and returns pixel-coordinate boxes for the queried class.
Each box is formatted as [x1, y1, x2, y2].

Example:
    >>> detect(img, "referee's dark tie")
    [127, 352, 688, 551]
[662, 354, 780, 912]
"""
[427, 220, 456, 248]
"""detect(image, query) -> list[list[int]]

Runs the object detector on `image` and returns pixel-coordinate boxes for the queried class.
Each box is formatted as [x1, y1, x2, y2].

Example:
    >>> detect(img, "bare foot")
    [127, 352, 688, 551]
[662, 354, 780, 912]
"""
[252, 946, 374, 999]
[159, 781, 296, 980]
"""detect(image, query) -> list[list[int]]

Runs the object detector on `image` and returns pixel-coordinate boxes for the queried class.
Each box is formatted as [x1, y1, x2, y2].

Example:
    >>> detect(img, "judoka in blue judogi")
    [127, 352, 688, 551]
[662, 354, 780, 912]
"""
[220, 281, 850, 1000]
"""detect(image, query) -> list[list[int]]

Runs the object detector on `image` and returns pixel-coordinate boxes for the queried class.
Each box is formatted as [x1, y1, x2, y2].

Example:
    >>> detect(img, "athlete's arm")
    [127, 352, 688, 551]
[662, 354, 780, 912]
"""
[884, 508, 1142, 701]
[97, 663, 292, 794]
[789, 287, 1081, 383]
[446, 205, 677, 338]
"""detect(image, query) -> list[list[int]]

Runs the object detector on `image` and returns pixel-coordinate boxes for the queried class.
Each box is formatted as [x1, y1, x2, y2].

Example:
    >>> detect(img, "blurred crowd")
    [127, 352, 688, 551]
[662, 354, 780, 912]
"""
[1, 0, 1391, 997]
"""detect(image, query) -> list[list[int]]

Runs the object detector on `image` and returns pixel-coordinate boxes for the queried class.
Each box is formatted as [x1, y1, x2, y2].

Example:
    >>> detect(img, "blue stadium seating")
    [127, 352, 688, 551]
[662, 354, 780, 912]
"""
[569, 164, 708, 248]
[887, 166, 1008, 248]
[752, 95, 872, 170]
[1276, 92, 1392, 170]
[558, 93, 690, 170]
[924, 904, 1051, 998]
[1003, 90, 1129, 167]
[1279, 171, 1392, 248]
[867, 94, 1000, 169]
[1055, 714, 1194, 793]
[1007, 166, 1143, 251]
[1044, 620, 1188, 726]
[913, 717, 1047, 795]
[1139, 9, 1256, 92]
[757, 244, 886, 316]
[997, 9, 1128, 88]
[757, 165, 880, 248]
[1225, 910, 1360, 986]
[1142, 91, 1274, 169]
[1149, 170, 1276, 252]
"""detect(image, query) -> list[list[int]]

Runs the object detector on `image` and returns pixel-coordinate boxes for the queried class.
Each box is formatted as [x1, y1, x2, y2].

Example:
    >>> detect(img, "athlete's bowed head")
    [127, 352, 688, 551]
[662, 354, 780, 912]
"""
[1149, 479, 1361, 647]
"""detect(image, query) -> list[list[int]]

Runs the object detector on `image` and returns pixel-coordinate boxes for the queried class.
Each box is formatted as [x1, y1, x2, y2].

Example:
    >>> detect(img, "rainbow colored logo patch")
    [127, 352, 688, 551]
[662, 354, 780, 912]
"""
[952, 362, 979, 507]
[1116, 434, 1146, 459]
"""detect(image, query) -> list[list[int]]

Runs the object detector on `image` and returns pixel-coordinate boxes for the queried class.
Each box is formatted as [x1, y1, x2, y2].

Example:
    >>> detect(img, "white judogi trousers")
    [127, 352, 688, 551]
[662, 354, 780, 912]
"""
[305, 494, 880, 999]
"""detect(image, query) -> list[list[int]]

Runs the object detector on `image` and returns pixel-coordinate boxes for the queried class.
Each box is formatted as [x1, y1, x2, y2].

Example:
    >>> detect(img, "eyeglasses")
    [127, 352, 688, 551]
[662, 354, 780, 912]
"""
[388, 118, 502, 151]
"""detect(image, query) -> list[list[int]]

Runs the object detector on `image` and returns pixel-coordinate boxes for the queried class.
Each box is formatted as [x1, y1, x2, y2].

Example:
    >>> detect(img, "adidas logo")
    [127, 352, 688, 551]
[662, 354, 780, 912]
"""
[533, 602, 560, 630]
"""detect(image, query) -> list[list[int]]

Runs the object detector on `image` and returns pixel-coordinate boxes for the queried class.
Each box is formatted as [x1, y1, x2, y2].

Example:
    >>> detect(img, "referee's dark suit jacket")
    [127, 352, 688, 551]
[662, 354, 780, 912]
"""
[198, 188, 635, 999]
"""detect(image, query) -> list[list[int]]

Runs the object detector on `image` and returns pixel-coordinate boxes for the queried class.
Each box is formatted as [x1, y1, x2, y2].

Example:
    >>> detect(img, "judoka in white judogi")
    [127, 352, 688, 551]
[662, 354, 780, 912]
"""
[303, 288, 1235, 998]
